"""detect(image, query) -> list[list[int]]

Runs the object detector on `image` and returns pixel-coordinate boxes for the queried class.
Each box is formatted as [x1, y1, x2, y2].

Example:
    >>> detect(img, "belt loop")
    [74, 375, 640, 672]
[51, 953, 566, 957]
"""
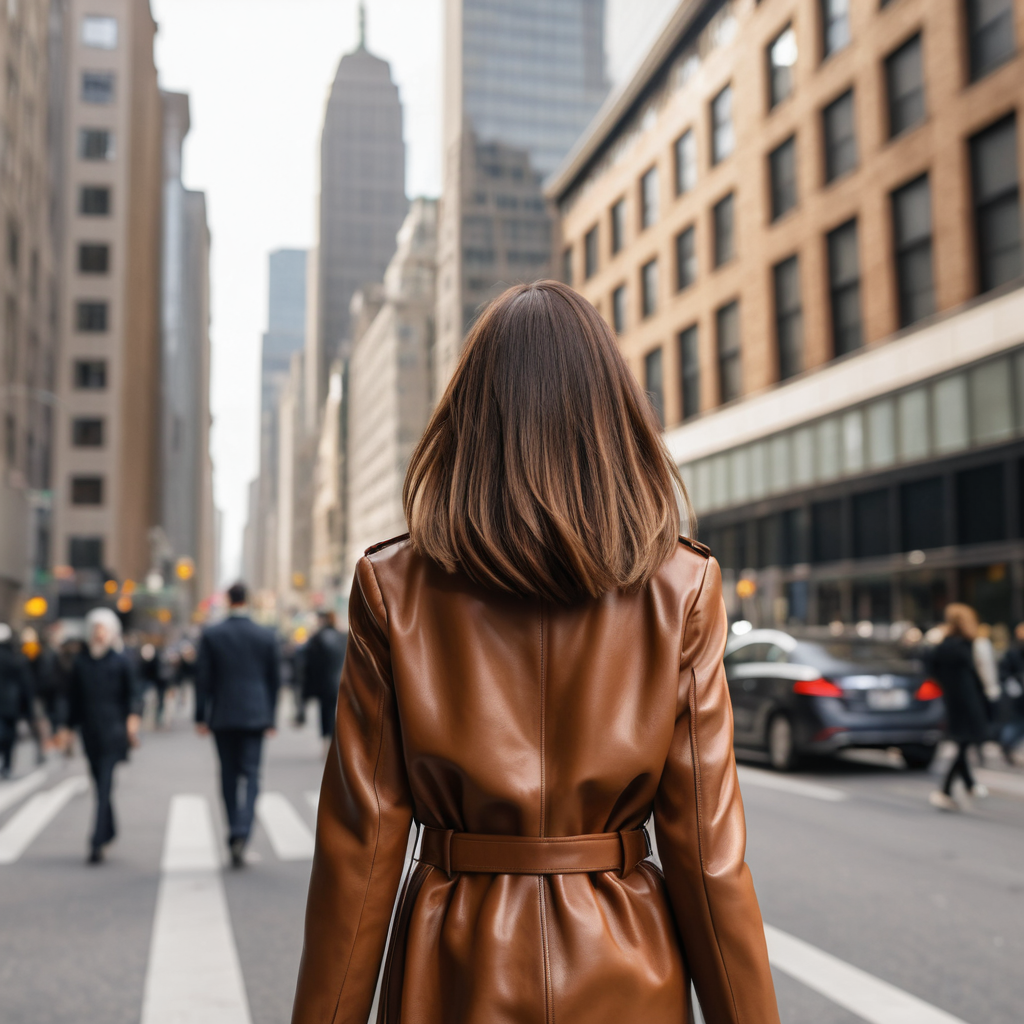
[441, 829, 454, 879]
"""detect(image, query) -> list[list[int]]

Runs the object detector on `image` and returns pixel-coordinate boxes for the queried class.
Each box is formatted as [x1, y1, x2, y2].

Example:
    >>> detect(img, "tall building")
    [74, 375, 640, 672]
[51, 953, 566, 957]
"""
[345, 197, 437, 573]
[435, 0, 609, 392]
[313, 13, 407, 407]
[0, 0, 62, 621]
[52, 0, 163, 605]
[551, 0, 1024, 628]
[159, 91, 215, 603]
[247, 248, 307, 593]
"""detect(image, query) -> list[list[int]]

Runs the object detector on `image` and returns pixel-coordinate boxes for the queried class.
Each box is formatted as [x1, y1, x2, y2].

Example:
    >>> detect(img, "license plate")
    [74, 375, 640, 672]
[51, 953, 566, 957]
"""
[866, 688, 911, 711]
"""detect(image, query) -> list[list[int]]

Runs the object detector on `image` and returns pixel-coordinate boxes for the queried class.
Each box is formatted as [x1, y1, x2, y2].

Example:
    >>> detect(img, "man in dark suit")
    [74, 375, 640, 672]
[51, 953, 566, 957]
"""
[302, 611, 347, 754]
[196, 582, 280, 867]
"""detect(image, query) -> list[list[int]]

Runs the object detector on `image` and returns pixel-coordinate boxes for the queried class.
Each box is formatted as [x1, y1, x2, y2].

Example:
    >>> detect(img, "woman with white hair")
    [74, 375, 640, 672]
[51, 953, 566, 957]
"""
[63, 608, 143, 863]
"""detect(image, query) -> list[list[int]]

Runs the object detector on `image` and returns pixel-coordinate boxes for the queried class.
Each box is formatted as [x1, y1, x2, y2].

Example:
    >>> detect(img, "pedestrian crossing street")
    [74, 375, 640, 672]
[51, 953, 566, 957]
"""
[0, 763, 977, 1024]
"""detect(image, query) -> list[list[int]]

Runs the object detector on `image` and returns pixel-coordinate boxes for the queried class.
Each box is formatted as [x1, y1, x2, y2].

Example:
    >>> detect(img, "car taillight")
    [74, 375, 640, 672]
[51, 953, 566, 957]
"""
[915, 679, 942, 701]
[793, 677, 844, 698]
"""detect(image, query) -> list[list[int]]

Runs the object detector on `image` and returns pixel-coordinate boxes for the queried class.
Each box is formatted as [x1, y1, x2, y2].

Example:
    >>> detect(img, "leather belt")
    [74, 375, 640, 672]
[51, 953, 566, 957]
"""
[418, 825, 650, 879]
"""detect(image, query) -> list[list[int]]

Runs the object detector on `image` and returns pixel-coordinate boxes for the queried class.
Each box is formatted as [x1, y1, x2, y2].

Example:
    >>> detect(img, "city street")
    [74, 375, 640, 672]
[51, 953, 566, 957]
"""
[0, 695, 1021, 1024]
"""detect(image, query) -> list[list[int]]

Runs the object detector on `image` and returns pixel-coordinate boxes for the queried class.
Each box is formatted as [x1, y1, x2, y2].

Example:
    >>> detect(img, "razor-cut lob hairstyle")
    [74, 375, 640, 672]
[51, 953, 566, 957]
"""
[403, 281, 694, 604]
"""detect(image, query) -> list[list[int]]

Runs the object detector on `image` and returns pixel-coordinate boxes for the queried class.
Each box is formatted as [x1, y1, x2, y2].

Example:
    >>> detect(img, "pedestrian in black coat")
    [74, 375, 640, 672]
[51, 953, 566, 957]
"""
[926, 603, 990, 810]
[302, 611, 347, 749]
[64, 609, 143, 862]
[0, 624, 34, 778]
[998, 622, 1024, 762]
[195, 581, 280, 867]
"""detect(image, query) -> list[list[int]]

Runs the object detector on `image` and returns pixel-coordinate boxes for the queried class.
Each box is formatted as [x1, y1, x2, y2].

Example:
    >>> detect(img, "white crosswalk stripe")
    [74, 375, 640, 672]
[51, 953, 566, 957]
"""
[737, 765, 848, 802]
[0, 775, 89, 865]
[0, 766, 49, 816]
[141, 794, 251, 1024]
[765, 924, 969, 1024]
[256, 791, 315, 860]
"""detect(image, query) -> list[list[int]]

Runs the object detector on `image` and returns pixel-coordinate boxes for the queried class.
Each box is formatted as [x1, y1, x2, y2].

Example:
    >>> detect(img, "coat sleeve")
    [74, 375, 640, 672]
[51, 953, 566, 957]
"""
[653, 558, 779, 1024]
[291, 557, 413, 1024]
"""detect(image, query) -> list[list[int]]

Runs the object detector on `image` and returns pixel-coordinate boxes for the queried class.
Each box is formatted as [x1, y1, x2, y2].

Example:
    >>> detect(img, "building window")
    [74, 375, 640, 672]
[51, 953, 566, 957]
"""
[827, 219, 862, 356]
[74, 359, 106, 388]
[76, 301, 108, 332]
[69, 536, 104, 569]
[676, 225, 697, 290]
[612, 284, 627, 333]
[78, 244, 109, 274]
[71, 476, 104, 505]
[716, 300, 741, 403]
[679, 325, 700, 420]
[81, 70, 115, 104]
[81, 14, 117, 49]
[584, 224, 599, 279]
[892, 174, 935, 327]
[79, 128, 114, 161]
[72, 418, 104, 447]
[640, 166, 659, 230]
[886, 34, 925, 137]
[644, 347, 665, 426]
[711, 85, 734, 165]
[812, 499, 844, 563]
[957, 463, 1005, 544]
[562, 246, 573, 285]
[769, 136, 798, 220]
[610, 198, 626, 255]
[966, 0, 1015, 81]
[821, 0, 851, 58]
[774, 256, 803, 380]
[902, 477, 945, 551]
[641, 258, 658, 318]
[768, 25, 797, 108]
[971, 114, 1022, 292]
[713, 193, 735, 266]
[823, 90, 857, 181]
[80, 186, 111, 215]
[675, 129, 697, 194]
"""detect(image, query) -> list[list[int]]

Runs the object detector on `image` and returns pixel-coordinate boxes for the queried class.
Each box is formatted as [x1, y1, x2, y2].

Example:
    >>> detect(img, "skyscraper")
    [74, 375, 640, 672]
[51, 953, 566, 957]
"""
[52, 0, 163, 600]
[313, 10, 407, 408]
[159, 91, 215, 603]
[246, 248, 307, 592]
[435, 0, 608, 391]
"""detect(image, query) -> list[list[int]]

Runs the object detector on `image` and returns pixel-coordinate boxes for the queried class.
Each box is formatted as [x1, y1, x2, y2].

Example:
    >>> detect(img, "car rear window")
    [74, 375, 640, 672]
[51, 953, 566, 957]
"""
[797, 641, 923, 673]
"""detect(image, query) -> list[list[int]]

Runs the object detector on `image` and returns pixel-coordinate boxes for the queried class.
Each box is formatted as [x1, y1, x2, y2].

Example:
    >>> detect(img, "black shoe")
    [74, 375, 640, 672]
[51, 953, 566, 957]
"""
[229, 837, 246, 868]
[87, 847, 103, 865]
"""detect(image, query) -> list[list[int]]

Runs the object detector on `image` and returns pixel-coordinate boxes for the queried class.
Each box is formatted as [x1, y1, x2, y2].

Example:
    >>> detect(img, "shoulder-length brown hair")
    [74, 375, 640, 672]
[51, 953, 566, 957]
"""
[403, 281, 694, 603]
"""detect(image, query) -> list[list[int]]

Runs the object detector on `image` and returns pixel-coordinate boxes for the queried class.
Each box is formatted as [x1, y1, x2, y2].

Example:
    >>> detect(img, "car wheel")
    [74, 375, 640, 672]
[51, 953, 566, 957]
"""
[768, 714, 797, 772]
[900, 744, 937, 770]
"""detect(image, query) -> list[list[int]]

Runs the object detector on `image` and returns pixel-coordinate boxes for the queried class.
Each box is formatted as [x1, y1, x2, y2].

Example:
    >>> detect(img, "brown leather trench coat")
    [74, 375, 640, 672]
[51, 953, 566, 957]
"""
[292, 536, 779, 1024]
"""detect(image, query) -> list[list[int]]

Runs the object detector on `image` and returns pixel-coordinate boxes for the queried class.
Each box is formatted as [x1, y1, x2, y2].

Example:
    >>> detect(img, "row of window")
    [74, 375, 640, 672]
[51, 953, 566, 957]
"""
[628, 114, 1020, 425]
[682, 348, 1024, 518]
[800, 0, 1013, 81]
[705, 458, 1019, 573]
[565, 1, 1017, 287]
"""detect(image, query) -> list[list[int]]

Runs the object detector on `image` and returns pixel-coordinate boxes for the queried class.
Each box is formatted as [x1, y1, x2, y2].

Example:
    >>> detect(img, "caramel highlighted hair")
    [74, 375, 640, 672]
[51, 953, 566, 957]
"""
[403, 281, 694, 604]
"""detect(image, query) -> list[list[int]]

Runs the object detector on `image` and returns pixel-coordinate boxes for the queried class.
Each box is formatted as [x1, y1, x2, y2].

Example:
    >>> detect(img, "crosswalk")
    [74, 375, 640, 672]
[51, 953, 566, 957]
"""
[0, 770, 976, 1024]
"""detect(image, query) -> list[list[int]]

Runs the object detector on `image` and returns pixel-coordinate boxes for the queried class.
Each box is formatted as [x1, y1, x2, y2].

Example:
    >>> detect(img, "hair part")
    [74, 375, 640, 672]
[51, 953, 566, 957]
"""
[403, 281, 694, 604]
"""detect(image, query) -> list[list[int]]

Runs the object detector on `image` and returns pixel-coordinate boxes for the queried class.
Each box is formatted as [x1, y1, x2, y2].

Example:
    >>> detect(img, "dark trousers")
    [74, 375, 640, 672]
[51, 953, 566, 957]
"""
[943, 742, 977, 795]
[87, 751, 118, 850]
[213, 729, 264, 842]
[318, 691, 337, 740]
[0, 716, 17, 772]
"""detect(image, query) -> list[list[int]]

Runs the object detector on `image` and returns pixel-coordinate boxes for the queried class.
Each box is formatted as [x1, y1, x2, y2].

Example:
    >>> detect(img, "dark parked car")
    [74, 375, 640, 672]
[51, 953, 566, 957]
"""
[723, 629, 945, 771]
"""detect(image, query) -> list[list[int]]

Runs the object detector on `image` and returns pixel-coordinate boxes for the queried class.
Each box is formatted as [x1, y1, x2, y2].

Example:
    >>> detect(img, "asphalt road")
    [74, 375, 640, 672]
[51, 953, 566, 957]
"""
[0, 691, 1021, 1024]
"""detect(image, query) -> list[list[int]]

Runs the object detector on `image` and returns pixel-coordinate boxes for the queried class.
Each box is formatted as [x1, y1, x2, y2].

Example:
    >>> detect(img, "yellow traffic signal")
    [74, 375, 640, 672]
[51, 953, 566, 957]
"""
[116, 596, 133, 614]
[104, 579, 118, 595]
[736, 578, 757, 599]
[23, 596, 48, 618]
[175, 557, 195, 581]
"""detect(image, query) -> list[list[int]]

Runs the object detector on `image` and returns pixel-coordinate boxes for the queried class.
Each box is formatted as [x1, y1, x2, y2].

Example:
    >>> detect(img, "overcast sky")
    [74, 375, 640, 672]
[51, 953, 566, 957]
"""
[150, 0, 679, 584]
